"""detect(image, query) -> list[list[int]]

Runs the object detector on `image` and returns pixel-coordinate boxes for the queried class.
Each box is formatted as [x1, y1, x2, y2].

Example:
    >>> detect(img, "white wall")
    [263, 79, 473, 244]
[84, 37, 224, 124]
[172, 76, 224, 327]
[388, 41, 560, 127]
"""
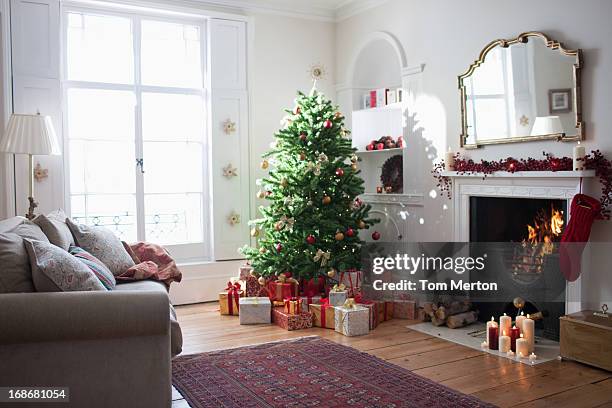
[335, 0, 612, 308]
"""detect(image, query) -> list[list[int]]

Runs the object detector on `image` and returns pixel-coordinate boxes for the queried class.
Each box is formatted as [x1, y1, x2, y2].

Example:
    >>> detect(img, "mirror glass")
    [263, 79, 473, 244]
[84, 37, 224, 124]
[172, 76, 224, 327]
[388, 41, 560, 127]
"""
[460, 33, 582, 147]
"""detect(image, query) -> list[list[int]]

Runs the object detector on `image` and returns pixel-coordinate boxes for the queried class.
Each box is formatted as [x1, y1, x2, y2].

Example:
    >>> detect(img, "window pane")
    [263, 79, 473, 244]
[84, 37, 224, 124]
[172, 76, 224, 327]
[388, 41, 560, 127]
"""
[141, 20, 202, 88]
[142, 93, 205, 142]
[67, 12, 134, 84]
[67, 88, 136, 141]
[143, 141, 202, 194]
[473, 99, 509, 138]
[71, 194, 138, 242]
[144, 193, 203, 245]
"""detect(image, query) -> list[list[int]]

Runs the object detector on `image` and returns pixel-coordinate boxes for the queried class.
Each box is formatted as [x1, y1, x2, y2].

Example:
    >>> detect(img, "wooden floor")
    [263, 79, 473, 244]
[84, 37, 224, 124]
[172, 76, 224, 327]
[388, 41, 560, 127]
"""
[172, 302, 612, 408]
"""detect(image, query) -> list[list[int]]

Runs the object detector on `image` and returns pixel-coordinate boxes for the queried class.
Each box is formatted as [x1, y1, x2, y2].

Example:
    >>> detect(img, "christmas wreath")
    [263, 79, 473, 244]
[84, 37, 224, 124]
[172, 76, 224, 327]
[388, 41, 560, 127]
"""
[432, 150, 612, 219]
[381, 154, 403, 193]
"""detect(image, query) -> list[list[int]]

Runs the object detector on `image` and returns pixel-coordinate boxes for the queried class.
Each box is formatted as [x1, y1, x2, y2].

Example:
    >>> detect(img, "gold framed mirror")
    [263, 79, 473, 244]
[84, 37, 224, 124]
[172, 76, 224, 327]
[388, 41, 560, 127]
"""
[459, 32, 583, 148]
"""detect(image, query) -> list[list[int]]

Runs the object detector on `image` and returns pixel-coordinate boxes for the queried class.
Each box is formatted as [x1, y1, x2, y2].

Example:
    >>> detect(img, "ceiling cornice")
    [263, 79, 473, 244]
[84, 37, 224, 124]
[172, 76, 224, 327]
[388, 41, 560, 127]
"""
[335, 0, 389, 21]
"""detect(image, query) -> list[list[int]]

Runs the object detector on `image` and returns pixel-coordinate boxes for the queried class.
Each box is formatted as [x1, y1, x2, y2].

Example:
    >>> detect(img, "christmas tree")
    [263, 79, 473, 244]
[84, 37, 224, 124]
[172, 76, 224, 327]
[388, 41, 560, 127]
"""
[240, 89, 377, 281]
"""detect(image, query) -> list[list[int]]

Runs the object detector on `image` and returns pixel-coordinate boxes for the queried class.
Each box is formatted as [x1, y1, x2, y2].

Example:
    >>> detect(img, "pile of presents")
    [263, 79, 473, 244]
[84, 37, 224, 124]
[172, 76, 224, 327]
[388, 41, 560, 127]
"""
[218, 265, 418, 337]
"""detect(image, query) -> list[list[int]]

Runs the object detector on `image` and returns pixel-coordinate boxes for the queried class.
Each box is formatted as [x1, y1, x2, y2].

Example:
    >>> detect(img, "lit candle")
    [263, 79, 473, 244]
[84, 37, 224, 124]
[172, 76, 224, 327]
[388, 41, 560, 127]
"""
[488, 324, 499, 351]
[445, 148, 455, 171]
[506, 350, 515, 358]
[573, 141, 586, 170]
[499, 330, 511, 353]
[529, 352, 537, 364]
[481, 341, 488, 350]
[499, 313, 511, 337]
[515, 311, 526, 332]
[510, 325, 521, 352]
[523, 314, 535, 353]
[486, 316, 498, 349]
[516, 334, 529, 358]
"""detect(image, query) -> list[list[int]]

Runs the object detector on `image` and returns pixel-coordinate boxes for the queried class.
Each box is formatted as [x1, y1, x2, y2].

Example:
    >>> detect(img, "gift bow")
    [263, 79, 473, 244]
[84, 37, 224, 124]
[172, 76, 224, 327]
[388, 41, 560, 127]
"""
[225, 281, 242, 314]
[313, 249, 331, 266]
[343, 298, 357, 309]
[284, 296, 301, 314]
[331, 283, 346, 292]
[278, 215, 295, 231]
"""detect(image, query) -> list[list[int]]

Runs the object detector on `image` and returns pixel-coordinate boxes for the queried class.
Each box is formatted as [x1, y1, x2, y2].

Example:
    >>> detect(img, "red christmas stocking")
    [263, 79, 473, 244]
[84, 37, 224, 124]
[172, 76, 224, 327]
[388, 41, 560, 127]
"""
[559, 194, 600, 282]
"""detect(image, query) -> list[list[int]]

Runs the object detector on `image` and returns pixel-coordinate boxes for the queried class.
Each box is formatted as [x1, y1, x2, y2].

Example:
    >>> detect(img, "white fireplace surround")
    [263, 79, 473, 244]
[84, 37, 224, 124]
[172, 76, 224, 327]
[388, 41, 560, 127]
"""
[442, 170, 596, 314]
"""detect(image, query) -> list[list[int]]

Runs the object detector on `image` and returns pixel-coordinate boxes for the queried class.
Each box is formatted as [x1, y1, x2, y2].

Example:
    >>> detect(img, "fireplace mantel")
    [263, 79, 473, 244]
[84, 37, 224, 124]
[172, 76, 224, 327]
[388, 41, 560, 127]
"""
[447, 168, 592, 314]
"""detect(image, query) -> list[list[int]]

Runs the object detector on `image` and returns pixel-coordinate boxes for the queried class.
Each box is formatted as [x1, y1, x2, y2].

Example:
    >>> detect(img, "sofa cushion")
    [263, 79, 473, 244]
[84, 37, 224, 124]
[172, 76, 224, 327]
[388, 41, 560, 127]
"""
[0, 221, 50, 293]
[115, 281, 183, 356]
[66, 219, 135, 276]
[33, 210, 74, 251]
[69, 246, 116, 290]
[25, 239, 107, 292]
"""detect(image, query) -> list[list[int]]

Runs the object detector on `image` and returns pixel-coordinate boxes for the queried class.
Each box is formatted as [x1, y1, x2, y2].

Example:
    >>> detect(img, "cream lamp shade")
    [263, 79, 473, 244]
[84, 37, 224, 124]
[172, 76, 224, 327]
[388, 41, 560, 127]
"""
[530, 116, 564, 136]
[0, 113, 60, 155]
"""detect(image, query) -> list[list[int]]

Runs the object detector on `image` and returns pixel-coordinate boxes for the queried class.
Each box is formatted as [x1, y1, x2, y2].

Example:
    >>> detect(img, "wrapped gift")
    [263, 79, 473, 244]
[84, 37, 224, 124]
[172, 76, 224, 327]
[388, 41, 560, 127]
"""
[329, 284, 348, 307]
[284, 297, 302, 315]
[355, 295, 379, 330]
[334, 298, 369, 337]
[245, 275, 269, 297]
[339, 270, 362, 297]
[239, 264, 253, 280]
[230, 276, 246, 291]
[268, 276, 299, 301]
[300, 277, 325, 296]
[239, 297, 271, 324]
[272, 307, 313, 331]
[219, 282, 244, 316]
[393, 299, 417, 319]
[376, 301, 394, 322]
[310, 299, 335, 329]
[299, 295, 322, 311]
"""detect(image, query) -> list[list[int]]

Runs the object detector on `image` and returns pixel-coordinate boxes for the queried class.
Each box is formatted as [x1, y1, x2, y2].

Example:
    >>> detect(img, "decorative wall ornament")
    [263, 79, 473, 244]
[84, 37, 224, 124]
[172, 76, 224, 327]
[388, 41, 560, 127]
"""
[308, 63, 327, 81]
[223, 163, 238, 178]
[228, 211, 241, 226]
[33, 163, 48, 182]
[519, 115, 530, 127]
[223, 119, 237, 135]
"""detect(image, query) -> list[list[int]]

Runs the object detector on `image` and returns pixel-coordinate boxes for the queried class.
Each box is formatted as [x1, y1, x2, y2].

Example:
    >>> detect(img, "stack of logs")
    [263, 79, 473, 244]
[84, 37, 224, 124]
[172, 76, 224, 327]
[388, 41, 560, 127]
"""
[420, 299, 479, 329]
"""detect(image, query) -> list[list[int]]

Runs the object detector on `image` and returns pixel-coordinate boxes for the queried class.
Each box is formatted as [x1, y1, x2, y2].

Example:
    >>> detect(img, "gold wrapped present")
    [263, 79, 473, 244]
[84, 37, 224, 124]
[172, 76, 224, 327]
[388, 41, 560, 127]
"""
[310, 301, 335, 329]
[219, 282, 244, 316]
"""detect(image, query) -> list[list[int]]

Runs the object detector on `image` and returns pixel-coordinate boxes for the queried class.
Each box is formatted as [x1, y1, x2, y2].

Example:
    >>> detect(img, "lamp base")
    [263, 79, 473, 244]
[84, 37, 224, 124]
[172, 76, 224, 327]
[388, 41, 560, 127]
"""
[25, 196, 38, 220]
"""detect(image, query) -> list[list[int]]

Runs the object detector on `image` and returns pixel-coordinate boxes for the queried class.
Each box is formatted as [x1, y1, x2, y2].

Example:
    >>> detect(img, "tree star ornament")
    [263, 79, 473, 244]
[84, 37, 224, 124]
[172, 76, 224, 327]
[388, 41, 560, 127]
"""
[227, 212, 241, 226]
[222, 163, 238, 178]
[260, 159, 269, 170]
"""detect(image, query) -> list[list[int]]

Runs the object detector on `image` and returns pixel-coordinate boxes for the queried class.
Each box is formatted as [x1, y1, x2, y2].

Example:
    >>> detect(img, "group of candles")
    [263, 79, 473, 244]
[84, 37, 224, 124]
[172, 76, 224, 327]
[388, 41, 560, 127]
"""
[481, 312, 537, 362]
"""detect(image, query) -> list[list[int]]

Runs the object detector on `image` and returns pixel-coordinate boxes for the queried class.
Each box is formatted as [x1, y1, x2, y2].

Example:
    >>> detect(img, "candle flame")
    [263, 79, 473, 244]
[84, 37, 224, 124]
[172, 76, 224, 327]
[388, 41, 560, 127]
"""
[527, 314, 530, 319]
[521, 311, 524, 316]
[491, 316, 494, 321]
[520, 333, 524, 338]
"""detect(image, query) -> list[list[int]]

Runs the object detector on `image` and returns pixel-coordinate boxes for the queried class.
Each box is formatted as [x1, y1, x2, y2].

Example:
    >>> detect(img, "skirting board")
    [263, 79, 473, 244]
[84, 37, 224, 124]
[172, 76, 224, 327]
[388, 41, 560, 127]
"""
[409, 322, 560, 366]
[169, 259, 243, 305]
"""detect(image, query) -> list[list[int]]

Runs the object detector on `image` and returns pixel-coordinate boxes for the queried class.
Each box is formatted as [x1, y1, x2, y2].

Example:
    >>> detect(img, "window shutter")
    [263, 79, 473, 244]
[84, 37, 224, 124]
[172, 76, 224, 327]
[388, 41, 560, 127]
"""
[209, 19, 250, 260]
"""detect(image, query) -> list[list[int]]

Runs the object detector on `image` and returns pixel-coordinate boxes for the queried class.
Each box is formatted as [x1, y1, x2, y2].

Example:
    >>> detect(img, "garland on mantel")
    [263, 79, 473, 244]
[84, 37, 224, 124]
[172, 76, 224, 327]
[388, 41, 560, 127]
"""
[432, 150, 612, 219]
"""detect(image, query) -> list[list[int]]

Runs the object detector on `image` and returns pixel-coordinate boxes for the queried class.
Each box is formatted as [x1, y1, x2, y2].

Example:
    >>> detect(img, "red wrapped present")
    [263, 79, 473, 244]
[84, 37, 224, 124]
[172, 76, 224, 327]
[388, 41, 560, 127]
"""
[284, 297, 302, 315]
[339, 270, 362, 297]
[245, 275, 269, 297]
[219, 281, 244, 316]
[376, 301, 394, 322]
[300, 277, 324, 297]
[272, 307, 313, 331]
[239, 264, 253, 280]
[268, 276, 299, 301]
[393, 299, 417, 319]
[355, 294, 379, 330]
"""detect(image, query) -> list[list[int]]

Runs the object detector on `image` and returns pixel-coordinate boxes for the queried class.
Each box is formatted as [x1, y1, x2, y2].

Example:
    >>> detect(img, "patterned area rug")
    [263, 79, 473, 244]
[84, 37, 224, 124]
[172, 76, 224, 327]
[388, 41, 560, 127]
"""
[172, 336, 496, 408]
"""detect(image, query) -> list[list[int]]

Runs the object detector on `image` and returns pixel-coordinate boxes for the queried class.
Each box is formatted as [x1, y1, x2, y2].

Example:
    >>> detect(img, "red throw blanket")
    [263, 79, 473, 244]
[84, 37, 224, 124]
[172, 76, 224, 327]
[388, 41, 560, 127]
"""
[118, 242, 182, 288]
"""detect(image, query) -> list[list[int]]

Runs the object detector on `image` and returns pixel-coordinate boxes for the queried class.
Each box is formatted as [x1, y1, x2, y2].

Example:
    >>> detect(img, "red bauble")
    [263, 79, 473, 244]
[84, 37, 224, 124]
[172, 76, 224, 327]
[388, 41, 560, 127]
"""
[335, 168, 344, 177]
[306, 235, 316, 245]
[276, 243, 283, 252]
[366, 143, 375, 151]
[323, 119, 333, 129]
[371, 231, 381, 240]
[376, 143, 385, 150]
[346, 228, 355, 237]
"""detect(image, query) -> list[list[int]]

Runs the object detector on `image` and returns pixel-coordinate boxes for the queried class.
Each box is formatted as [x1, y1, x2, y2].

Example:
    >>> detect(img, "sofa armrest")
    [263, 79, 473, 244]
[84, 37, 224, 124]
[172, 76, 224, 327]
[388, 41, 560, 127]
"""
[0, 291, 170, 344]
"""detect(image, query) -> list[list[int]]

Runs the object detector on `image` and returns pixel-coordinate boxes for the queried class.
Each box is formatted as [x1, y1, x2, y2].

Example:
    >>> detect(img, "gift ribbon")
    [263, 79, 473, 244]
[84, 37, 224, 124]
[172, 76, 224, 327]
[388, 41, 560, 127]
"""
[331, 283, 346, 292]
[318, 298, 333, 328]
[284, 296, 301, 315]
[225, 281, 241, 315]
[340, 270, 361, 297]
[355, 294, 377, 328]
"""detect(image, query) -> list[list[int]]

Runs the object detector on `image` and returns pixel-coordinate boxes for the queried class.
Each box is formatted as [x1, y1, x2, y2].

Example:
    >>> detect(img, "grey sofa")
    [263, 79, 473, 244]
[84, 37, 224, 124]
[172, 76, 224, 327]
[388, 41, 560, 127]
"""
[0, 216, 182, 408]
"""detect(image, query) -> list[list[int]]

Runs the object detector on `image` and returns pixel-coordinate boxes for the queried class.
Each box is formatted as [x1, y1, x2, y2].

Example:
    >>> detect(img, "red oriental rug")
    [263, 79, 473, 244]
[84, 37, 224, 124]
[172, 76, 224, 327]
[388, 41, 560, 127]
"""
[172, 336, 496, 408]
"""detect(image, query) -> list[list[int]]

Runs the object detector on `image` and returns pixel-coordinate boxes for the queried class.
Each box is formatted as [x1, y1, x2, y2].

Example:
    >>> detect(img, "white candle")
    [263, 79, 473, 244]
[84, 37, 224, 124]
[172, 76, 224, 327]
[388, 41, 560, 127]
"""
[523, 314, 535, 353]
[573, 142, 586, 170]
[499, 313, 511, 337]
[445, 148, 455, 171]
[528, 352, 537, 363]
[516, 334, 529, 358]
[486, 316, 498, 346]
[515, 311, 526, 332]
[481, 341, 488, 350]
[499, 330, 511, 353]
[506, 350, 515, 358]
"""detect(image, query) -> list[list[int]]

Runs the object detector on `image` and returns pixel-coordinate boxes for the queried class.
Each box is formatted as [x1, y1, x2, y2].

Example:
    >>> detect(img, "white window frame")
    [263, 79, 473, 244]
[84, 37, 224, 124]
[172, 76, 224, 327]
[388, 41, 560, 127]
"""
[60, 3, 212, 262]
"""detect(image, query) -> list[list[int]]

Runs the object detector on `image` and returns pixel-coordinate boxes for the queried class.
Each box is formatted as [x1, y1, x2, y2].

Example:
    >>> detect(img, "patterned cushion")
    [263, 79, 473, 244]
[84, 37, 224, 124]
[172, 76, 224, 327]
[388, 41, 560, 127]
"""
[24, 239, 107, 292]
[33, 210, 74, 251]
[66, 219, 135, 276]
[69, 245, 116, 290]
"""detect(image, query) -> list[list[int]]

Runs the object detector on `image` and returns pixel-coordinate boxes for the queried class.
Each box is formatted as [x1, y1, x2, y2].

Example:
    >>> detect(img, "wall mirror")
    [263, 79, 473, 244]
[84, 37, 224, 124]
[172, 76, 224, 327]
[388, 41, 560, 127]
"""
[459, 32, 583, 148]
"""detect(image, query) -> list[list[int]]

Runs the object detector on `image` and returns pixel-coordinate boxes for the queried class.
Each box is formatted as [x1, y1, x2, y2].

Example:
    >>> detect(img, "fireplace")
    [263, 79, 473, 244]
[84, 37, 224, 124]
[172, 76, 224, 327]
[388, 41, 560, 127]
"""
[469, 196, 567, 340]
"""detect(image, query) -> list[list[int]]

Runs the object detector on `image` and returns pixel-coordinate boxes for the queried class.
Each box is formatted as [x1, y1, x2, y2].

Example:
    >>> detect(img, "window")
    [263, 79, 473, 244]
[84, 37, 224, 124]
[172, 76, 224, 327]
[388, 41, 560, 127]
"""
[63, 8, 208, 259]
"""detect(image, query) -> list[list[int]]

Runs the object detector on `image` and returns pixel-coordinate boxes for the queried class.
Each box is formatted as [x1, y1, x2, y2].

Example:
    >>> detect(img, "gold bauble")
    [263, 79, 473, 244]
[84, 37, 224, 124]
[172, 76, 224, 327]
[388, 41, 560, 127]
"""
[280, 178, 288, 188]
[322, 196, 331, 205]
[250, 227, 260, 237]
[274, 221, 283, 231]
[327, 268, 336, 278]
[260, 159, 269, 169]
[334, 111, 342, 119]
[257, 276, 266, 286]
[351, 163, 358, 171]
[259, 247, 267, 254]
[256, 190, 266, 199]
[335, 232, 344, 241]
[249, 270, 257, 277]
[513, 297, 525, 310]
[358, 220, 366, 229]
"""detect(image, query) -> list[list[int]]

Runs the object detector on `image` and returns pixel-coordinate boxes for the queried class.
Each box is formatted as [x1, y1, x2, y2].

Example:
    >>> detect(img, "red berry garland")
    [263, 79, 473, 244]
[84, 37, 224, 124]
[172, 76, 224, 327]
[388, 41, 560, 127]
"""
[432, 150, 612, 219]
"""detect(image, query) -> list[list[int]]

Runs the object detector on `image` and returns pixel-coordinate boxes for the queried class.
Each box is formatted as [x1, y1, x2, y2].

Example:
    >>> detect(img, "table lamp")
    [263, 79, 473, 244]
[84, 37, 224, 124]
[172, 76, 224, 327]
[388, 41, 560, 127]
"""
[0, 113, 60, 219]
[531, 116, 564, 137]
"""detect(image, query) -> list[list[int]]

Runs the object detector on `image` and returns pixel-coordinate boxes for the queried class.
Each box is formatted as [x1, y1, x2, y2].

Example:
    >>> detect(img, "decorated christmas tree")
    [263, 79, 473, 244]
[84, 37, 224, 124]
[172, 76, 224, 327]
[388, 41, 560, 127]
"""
[240, 89, 377, 281]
